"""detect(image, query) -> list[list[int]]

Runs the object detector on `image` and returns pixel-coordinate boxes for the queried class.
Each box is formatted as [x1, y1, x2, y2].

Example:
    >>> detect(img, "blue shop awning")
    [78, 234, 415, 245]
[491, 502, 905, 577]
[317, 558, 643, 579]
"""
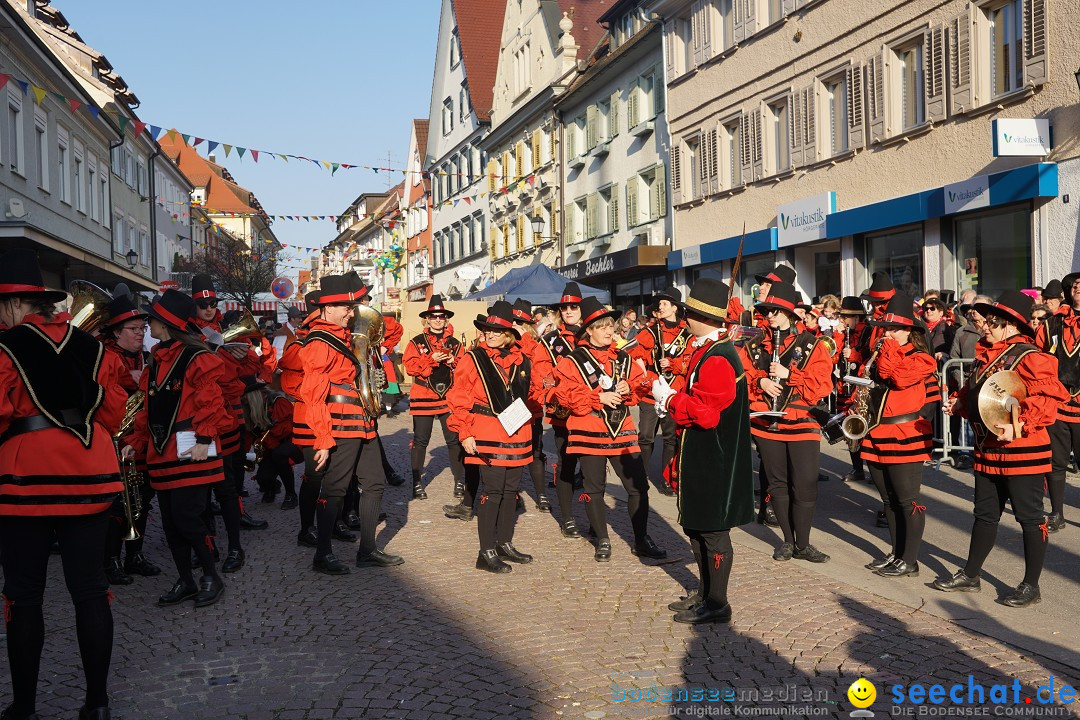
[667, 228, 777, 270]
[826, 162, 1058, 238]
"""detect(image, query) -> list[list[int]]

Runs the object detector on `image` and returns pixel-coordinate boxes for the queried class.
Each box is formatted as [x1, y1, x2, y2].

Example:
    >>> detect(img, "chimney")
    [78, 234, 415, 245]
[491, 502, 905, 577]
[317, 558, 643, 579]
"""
[208, 153, 217, 163]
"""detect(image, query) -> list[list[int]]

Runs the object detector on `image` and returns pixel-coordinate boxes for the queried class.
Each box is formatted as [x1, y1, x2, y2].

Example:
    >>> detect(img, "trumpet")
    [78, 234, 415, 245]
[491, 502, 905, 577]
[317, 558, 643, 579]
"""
[114, 391, 145, 542]
[245, 428, 272, 472]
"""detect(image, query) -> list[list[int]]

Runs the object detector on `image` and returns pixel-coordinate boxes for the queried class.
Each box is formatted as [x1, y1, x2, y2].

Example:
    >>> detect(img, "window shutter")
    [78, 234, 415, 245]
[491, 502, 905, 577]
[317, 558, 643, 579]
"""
[653, 164, 667, 219]
[782, 0, 796, 16]
[586, 194, 597, 239]
[550, 127, 557, 161]
[653, 75, 665, 116]
[925, 25, 946, 123]
[948, 10, 973, 115]
[846, 62, 865, 150]
[532, 130, 541, 167]
[803, 85, 817, 163]
[516, 215, 525, 252]
[567, 124, 577, 158]
[708, 127, 720, 195]
[501, 223, 510, 257]
[733, 0, 746, 43]
[628, 80, 640, 128]
[751, 108, 764, 179]
[740, 111, 754, 182]
[743, 0, 756, 40]
[564, 202, 575, 241]
[790, 90, 805, 167]
[670, 146, 683, 205]
[665, 20, 677, 79]
[697, 135, 709, 200]
[691, 1, 704, 68]
[627, 177, 639, 227]
[701, 0, 713, 62]
[515, 142, 524, 177]
[502, 151, 511, 181]
[489, 229, 497, 260]
[867, 51, 886, 142]
[610, 182, 620, 232]
[1023, 0, 1047, 87]
[587, 105, 598, 151]
[609, 91, 620, 137]
[487, 160, 497, 192]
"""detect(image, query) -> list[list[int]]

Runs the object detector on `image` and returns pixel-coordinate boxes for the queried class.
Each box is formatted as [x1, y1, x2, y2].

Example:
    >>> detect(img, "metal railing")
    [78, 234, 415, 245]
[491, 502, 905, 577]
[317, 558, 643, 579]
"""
[934, 358, 975, 467]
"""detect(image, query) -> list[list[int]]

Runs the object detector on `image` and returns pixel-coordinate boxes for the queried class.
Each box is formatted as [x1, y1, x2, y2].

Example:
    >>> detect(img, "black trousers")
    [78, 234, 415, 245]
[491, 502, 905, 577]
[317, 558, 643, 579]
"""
[301, 437, 384, 557]
[207, 451, 244, 555]
[868, 461, 925, 564]
[255, 441, 302, 498]
[755, 437, 820, 548]
[578, 453, 650, 544]
[686, 529, 734, 608]
[0, 511, 113, 715]
[524, 419, 547, 501]
[411, 413, 464, 484]
[552, 425, 579, 524]
[963, 472, 1048, 586]
[637, 403, 676, 487]
[159, 484, 219, 585]
[104, 480, 156, 562]
[477, 465, 521, 551]
[1048, 420, 1079, 517]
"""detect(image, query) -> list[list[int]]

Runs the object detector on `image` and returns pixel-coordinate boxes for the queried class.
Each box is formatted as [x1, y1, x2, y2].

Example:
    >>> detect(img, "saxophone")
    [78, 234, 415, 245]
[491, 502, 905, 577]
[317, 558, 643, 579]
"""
[350, 304, 386, 419]
[114, 391, 145, 542]
[841, 338, 884, 450]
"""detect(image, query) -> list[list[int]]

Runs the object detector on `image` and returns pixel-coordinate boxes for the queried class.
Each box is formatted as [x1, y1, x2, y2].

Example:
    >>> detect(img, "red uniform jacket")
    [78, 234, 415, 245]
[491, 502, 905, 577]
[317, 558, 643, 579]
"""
[263, 395, 294, 450]
[298, 320, 374, 450]
[257, 335, 276, 382]
[102, 337, 147, 396]
[859, 340, 936, 465]
[739, 331, 833, 442]
[382, 314, 403, 384]
[1035, 304, 1080, 423]
[403, 329, 463, 416]
[630, 319, 692, 403]
[555, 344, 646, 456]
[279, 326, 309, 445]
[667, 338, 738, 428]
[954, 336, 1067, 476]
[127, 340, 232, 491]
[519, 332, 555, 419]
[0, 314, 126, 516]
[540, 324, 579, 426]
[446, 342, 543, 467]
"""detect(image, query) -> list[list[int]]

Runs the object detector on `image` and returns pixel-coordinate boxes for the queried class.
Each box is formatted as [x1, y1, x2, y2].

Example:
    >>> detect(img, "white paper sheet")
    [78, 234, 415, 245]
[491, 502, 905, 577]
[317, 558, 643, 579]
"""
[497, 397, 531, 437]
[176, 431, 218, 458]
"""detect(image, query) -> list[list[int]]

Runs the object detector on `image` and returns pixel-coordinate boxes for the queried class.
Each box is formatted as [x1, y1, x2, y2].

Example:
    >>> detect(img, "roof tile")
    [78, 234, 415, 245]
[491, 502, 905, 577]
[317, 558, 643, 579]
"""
[452, 0, 506, 123]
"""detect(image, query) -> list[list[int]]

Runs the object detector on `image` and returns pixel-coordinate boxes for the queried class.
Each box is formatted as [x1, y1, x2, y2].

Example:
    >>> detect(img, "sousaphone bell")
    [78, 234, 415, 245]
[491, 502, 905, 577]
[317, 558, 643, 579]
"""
[68, 280, 112, 333]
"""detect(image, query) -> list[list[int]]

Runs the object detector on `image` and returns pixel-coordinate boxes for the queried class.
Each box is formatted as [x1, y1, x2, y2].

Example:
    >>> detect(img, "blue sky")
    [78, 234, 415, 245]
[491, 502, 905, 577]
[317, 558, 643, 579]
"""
[58, 0, 441, 283]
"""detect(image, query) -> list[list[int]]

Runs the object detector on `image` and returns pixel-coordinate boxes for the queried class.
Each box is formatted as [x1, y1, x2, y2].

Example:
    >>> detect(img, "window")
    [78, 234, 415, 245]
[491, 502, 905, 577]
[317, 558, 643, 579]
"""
[629, 70, 661, 128]
[450, 30, 461, 67]
[513, 43, 531, 96]
[767, 0, 783, 24]
[864, 227, 923, 299]
[57, 127, 70, 204]
[597, 99, 611, 144]
[824, 75, 848, 156]
[34, 108, 48, 191]
[459, 87, 468, 123]
[472, 214, 483, 255]
[722, 119, 742, 188]
[111, 144, 122, 176]
[954, 208, 1030, 298]
[685, 136, 701, 200]
[140, 227, 149, 265]
[627, 165, 667, 227]
[124, 143, 135, 188]
[768, 98, 791, 173]
[896, 42, 924, 129]
[989, 0, 1023, 96]
[442, 98, 453, 135]
[127, 217, 137, 254]
[74, 140, 85, 213]
[7, 92, 24, 175]
[568, 198, 587, 244]
[100, 174, 110, 228]
[719, 0, 735, 50]
[113, 213, 125, 253]
[88, 157, 99, 222]
[680, 16, 693, 73]
[461, 221, 470, 257]
[136, 159, 147, 196]
[599, 184, 619, 236]
[571, 116, 586, 158]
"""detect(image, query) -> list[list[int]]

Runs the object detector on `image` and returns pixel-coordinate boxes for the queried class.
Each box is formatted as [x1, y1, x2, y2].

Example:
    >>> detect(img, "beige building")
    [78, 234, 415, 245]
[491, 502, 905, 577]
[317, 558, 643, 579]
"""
[655, 0, 1077, 305]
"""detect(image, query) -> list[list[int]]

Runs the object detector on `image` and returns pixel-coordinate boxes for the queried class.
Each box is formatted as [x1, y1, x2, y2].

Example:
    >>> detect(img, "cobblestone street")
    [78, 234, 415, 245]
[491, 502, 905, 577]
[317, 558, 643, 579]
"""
[3, 411, 1080, 720]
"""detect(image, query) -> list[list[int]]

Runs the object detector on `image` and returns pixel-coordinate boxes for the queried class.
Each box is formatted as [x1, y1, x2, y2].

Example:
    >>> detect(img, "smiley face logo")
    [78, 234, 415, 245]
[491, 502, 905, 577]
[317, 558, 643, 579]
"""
[847, 678, 876, 709]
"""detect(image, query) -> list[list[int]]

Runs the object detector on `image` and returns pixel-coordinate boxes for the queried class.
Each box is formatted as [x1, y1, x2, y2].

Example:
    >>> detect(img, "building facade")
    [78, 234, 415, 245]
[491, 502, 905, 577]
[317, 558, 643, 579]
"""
[656, 0, 1076, 305]
[403, 119, 434, 303]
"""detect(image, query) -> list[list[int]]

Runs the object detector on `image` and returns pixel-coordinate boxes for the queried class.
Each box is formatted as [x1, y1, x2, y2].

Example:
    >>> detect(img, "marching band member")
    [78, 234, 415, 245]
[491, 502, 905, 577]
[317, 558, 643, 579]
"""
[542, 282, 587, 538]
[99, 296, 161, 586]
[446, 301, 542, 573]
[278, 292, 321, 514]
[555, 297, 667, 563]
[402, 295, 464, 501]
[630, 287, 691, 497]
[739, 282, 833, 563]
[245, 379, 300, 507]
[297, 275, 403, 575]
[935, 290, 1067, 607]
[380, 308, 405, 416]
[653, 279, 752, 624]
[123, 290, 232, 609]
[0, 249, 126, 720]
[272, 306, 306, 361]
[838, 296, 870, 484]
[752, 264, 797, 331]
[512, 298, 554, 512]
[1035, 271, 1080, 533]
[858, 294, 937, 577]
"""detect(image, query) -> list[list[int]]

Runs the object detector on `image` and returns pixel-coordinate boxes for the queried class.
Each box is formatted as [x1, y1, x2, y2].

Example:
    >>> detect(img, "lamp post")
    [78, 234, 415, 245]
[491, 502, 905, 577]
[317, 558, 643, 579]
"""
[125, 249, 138, 268]
[530, 215, 556, 241]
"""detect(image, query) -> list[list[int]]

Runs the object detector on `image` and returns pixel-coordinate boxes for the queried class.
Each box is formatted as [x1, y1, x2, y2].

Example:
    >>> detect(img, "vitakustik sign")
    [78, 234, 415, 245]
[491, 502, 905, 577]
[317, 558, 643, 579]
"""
[777, 192, 836, 248]
[944, 175, 990, 214]
[992, 118, 1052, 157]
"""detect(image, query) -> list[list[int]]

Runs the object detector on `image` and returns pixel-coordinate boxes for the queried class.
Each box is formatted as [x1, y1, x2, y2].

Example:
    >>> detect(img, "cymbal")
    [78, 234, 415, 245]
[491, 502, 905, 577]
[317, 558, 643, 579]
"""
[977, 370, 1026, 437]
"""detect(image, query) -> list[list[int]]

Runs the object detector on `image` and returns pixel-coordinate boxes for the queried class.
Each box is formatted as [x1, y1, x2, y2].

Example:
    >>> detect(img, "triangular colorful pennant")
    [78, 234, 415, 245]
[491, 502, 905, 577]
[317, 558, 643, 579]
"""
[68, 98, 82, 113]
[180, 133, 191, 144]
[223, 144, 232, 157]
[148, 125, 162, 139]
[31, 86, 47, 105]
[193, 137, 204, 147]
[236, 147, 246, 159]
[133, 121, 146, 137]
[207, 141, 218, 153]
[0, 74, 10, 91]
[250, 150, 259, 162]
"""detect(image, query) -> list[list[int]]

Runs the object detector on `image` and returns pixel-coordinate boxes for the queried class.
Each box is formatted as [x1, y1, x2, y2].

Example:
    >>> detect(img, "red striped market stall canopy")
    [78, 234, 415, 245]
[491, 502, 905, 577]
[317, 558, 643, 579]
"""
[222, 300, 306, 313]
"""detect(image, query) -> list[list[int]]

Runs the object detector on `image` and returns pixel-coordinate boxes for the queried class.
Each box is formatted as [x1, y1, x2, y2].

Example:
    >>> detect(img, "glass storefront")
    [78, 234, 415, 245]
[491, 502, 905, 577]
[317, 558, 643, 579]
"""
[954, 206, 1030, 298]
[611, 273, 669, 313]
[688, 253, 774, 308]
[864, 227, 923, 298]
[814, 251, 841, 299]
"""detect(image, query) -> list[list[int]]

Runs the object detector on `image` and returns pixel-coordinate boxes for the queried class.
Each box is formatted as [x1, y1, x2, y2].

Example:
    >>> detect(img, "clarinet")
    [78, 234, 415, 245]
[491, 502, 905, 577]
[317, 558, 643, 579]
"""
[769, 328, 783, 430]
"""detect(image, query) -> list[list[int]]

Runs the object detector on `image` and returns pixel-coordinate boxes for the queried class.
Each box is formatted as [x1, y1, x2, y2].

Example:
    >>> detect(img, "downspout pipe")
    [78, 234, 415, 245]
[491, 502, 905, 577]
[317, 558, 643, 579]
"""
[148, 145, 161, 285]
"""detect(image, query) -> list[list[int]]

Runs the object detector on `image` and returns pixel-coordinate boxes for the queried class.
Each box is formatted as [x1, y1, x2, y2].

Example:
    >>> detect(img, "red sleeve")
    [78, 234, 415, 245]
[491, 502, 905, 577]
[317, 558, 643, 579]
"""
[786, 340, 834, 405]
[299, 341, 336, 451]
[446, 353, 479, 439]
[381, 317, 403, 352]
[125, 365, 150, 455]
[555, 356, 602, 414]
[259, 337, 276, 380]
[738, 344, 767, 404]
[188, 352, 232, 440]
[403, 339, 434, 378]
[94, 351, 129, 436]
[1034, 319, 1051, 352]
[727, 297, 746, 323]
[667, 355, 737, 429]
[1015, 351, 1069, 434]
[264, 397, 293, 449]
[629, 327, 655, 366]
[621, 356, 645, 407]
[876, 339, 936, 389]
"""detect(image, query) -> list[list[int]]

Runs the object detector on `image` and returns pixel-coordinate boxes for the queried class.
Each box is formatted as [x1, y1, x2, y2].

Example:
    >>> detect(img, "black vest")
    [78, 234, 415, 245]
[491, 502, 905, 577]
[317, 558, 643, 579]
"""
[468, 348, 530, 415]
[648, 322, 691, 380]
[147, 344, 209, 454]
[541, 328, 576, 364]
[0, 323, 105, 448]
[1045, 315, 1080, 395]
[746, 329, 820, 410]
[413, 332, 461, 398]
[567, 346, 632, 438]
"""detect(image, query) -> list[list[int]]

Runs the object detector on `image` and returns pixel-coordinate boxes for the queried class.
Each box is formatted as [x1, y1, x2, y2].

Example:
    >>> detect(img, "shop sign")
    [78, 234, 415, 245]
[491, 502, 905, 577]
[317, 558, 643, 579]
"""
[561, 248, 629, 280]
[777, 192, 835, 247]
[992, 118, 1052, 157]
[680, 245, 701, 268]
[944, 176, 990, 214]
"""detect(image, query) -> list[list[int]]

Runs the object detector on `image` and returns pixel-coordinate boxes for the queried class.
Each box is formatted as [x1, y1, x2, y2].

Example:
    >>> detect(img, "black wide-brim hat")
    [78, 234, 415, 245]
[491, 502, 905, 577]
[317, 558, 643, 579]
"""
[838, 296, 868, 316]
[147, 289, 199, 334]
[511, 298, 533, 323]
[102, 294, 148, 330]
[861, 271, 896, 303]
[754, 281, 801, 315]
[654, 285, 682, 305]
[191, 273, 217, 301]
[1041, 278, 1063, 300]
[343, 271, 370, 301]
[474, 300, 520, 339]
[575, 296, 621, 337]
[869, 292, 926, 331]
[680, 278, 730, 323]
[550, 282, 584, 308]
[317, 275, 355, 305]
[1062, 274, 1080, 296]
[754, 264, 796, 286]
[0, 248, 67, 303]
[974, 290, 1036, 338]
[420, 294, 454, 318]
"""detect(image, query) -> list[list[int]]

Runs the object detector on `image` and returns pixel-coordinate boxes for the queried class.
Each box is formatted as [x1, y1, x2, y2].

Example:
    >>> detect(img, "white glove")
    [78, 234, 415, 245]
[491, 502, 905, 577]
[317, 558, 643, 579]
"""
[651, 378, 675, 415]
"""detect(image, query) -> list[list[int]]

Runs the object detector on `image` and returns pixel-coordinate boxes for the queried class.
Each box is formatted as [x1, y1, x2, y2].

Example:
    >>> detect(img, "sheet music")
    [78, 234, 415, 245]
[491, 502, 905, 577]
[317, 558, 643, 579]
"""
[497, 398, 531, 437]
[176, 431, 218, 458]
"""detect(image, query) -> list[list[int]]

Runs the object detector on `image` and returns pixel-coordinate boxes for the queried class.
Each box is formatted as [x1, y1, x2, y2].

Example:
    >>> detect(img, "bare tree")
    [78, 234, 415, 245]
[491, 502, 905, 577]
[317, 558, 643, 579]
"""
[191, 235, 279, 310]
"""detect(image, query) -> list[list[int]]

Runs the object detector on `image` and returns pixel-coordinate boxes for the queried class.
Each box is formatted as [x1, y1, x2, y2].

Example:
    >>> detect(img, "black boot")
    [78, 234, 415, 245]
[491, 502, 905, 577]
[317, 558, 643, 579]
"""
[453, 479, 464, 498]
[1002, 582, 1041, 607]
[476, 549, 512, 573]
[104, 557, 133, 586]
[668, 589, 702, 612]
[865, 553, 895, 570]
[932, 569, 981, 592]
[594, 539, 612, 562]
[1046, 512, 1066, 533]
[239, 511, 268, 529]
[443, 502, 474, 521]
[280, 494, 298, 510]
[411, 471, 427, 500]
[536, 495, 550, 513]
[561, 518, 582, 538]
[78, 706, 110, 720]
[343, 510, 362, 530]
[296, 527, 319, 548]
[313, 553, 351, 575]
[332, 522, 356, 542]
[125, 552, 161, 577]
[631, 535, 667, 560]
[193, 575, 225, 607]
[221, 549, 245, 573]
[495, 542, 533, 563]
[157, 578, 198, 606]
[356, 549, 405, 567]
[386, 467, 405, 486]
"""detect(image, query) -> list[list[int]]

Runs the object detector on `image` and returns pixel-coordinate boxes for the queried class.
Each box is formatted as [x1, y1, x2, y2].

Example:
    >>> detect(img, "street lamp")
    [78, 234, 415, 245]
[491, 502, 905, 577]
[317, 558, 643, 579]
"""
[125, 249, 138, 268]
[530, 215, 545, 236]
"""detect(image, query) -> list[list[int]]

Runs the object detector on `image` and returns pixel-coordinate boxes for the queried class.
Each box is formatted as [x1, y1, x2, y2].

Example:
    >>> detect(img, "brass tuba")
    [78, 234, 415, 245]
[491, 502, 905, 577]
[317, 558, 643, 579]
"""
[221, 308, 261, 344]
[350, 304, 385, 419]
[69, 281, 112, 333]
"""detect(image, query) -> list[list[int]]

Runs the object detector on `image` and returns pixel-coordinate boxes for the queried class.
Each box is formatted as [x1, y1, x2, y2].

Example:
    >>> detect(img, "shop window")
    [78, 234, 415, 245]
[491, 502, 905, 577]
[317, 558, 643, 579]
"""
[864, 228, 923, 299]
[815, 251, 841, 298]
[954, 207, 1030, 299]
[737, 255, 777, 307]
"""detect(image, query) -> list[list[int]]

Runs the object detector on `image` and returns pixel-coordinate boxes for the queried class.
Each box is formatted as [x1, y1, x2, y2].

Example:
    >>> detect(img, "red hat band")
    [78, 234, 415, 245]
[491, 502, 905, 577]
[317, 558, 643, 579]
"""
[560, 295, 583, 304]
[582, 308, 613, 326]
[764, 296, 795, 311]
[193, 289, 216, 299]
[512, 310, 531, 322]
[868, 289, 895, 301]
[880, 313, 915, 327]
[107, 310, 142, 327]
[319, 292, 354, 304]
[764, 273, 781, 283]
[485, 315, 513, 329]
[0, 283, 50, 294]
[992, 302, 1028, 327]
[153, 304, 191, 330]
